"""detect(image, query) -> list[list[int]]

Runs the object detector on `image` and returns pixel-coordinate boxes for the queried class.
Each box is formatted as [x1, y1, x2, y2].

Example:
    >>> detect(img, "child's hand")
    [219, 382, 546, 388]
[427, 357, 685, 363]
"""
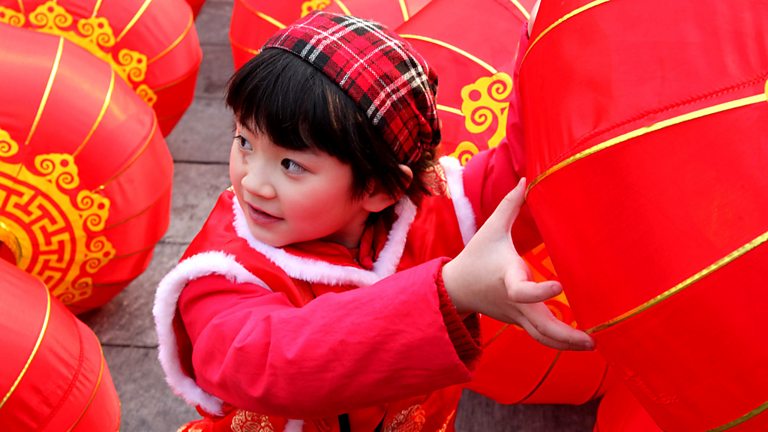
[442, 178, 594, 351]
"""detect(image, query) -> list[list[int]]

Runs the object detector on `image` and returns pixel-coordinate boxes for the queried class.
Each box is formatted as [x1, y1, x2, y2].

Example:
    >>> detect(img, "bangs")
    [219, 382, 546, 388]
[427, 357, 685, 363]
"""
[225, 49, 364, 163]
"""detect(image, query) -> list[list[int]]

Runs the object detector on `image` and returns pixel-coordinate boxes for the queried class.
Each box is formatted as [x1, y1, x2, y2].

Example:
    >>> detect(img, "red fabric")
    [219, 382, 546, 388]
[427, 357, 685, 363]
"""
[172, 189, 480, 428]
[521, 1, 768, 430]
[0, 24, 173, 314]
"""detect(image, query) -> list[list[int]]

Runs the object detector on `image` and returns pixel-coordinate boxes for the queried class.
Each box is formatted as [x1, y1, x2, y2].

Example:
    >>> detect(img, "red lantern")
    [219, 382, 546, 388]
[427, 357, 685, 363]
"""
[467, 243, 612, 404]
[229, 0, 307, 69]
[0, 0, 203, 135]
[394, 0, 534, 165]
[323, 0, 430, 29]
[595, 383, 661, 432]
[185, 0, 206, 18]
[0, 24, 174, 314]
[520, 1, 768, 430]
[0, 259, 120, 430]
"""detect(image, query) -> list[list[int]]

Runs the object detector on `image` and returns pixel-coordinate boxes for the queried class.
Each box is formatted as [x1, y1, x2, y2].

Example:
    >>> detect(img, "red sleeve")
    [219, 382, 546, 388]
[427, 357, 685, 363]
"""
[178, 258, 479, 418]
[461, 27, 542, 253]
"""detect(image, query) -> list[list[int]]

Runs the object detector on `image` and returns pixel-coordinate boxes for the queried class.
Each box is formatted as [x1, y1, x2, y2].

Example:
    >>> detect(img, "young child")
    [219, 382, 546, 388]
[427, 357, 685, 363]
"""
[154, 11, 592, 432]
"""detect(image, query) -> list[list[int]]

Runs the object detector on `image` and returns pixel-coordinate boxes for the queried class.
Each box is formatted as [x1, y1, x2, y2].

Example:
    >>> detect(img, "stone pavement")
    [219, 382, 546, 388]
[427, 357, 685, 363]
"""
[80, 2, 599, 430]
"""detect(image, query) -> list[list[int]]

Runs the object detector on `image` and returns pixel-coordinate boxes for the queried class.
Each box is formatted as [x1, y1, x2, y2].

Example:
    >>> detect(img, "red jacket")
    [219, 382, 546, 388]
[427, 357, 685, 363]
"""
[154, 108, 527, 431]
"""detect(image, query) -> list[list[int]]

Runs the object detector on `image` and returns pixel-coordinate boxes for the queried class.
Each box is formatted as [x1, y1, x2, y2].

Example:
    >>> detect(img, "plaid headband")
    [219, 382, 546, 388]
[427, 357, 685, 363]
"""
[262, 11, 440, 164]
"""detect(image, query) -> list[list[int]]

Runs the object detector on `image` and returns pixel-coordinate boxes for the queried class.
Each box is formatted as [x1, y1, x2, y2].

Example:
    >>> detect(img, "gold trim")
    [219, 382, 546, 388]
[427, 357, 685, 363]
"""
[97, 116, 158, 188]
[437, 104, 463, 117]
[333, 0, 351, 15]
[709, 401, 768, 432]
[229, 37, 261, 56]
[523, 0, 611, 64]
[400, 34, 497, 74]
[528, 92, 767, 192]
[65, 334, 106, 432]
[16, 0, 23, 14]
[91, 0, 103, 18]
[25, 36, 64, 146]
[398, 0, 409, 21]
[115, 0, 152, 42]
[235, 0, 286, 29]
[146, 64, 200, 92]
[101, 183, 170, 230]
[508, 0, 531, 20]
[148, 9, 194, 64]
[0, 287, 52, 409]
[75, 70, 115, 157]
[589, 230, 768, 334]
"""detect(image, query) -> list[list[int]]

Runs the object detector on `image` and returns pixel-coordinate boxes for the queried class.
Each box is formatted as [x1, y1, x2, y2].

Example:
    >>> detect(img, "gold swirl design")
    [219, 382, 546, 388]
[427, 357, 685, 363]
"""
[0, 6, 25, 25]
[230, 410, 275, 432]
[35, 154, 79, 190]
[76, 17, 115, 49]
[0, 129, 19, 157]
[301, 0, 331, 17]
[448, 141, 479, 166]
[461, 72, 513, 149]
[29, 0, 73, 31]
[135, 84, 157, 106]
[0, 131, 114, 305]
[22, 0, 150, 100]
[115, 49, 147, 82]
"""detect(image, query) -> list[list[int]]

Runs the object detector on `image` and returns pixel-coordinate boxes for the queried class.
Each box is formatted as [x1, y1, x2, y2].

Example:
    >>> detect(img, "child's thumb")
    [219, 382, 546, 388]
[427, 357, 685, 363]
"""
[487, 177, 527, 233]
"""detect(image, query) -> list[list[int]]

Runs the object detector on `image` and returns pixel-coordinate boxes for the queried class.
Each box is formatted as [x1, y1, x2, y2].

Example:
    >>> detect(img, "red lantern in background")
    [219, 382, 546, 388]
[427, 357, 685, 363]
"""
[0, 24, 174, 314]
[395, 0, 534, 164]
[228, 0, 430, 70]
[0, 0, 202, 135]
[323, 0, 430, 29]
[520, 1, 768, 430]
[467, 243, 612, 404]
[185, 0, 206, 18]
[0, 259, 120, 430]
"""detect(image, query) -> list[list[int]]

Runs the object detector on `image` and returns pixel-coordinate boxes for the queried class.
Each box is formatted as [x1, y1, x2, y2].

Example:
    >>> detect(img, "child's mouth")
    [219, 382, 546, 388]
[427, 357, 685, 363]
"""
[246, 204, 282, 224]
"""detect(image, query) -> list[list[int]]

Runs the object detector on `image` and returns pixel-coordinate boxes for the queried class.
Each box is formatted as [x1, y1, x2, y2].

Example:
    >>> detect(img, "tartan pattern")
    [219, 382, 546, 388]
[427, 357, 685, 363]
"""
[262, 12, 440, 164]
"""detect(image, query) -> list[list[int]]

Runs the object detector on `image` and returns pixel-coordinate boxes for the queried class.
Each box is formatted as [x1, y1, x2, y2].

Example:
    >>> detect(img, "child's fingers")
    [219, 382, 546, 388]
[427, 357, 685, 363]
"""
[505, 279, 563, 303]
[520, 303, 595, 351]
[484, 177, 527, 233]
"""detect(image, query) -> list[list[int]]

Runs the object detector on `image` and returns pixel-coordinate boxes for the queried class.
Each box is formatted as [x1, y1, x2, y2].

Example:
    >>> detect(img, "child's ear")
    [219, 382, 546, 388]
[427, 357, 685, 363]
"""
[362, 165, 413, 213]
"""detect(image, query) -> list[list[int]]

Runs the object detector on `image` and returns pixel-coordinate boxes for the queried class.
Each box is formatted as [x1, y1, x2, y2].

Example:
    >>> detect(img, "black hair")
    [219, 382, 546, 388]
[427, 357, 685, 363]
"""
[225, 49, 436, 204]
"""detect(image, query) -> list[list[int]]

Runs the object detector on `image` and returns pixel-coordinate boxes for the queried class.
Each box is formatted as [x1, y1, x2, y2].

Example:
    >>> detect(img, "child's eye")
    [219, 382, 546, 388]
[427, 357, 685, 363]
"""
[280, 158, 306, 174]
[234, 135, 252, 151]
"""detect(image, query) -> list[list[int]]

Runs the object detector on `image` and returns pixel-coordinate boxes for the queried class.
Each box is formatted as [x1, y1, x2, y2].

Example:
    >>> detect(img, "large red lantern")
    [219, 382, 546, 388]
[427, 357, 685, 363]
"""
[394, 0, 534, 164]
[0, 259, 120, 430]
[520, 1, 768, 430]
[467, 243, 611, 404]
[322, 0, 430, 29]
[594, 383, 661, 432]
[0, 0, 202, 135]
[0, 23, 174, 314]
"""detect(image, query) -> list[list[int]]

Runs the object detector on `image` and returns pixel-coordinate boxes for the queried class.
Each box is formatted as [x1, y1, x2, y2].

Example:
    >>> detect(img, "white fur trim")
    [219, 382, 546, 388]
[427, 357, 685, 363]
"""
[440, 156, 477, 245]
[231, 196, 417, 286]
[153, 251, 268, 415]
[285, 419, 304, 432]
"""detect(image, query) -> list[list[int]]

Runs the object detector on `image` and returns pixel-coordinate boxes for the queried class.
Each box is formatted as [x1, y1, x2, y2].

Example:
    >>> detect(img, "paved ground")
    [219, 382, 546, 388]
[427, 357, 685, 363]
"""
[81, 2, 599, 430]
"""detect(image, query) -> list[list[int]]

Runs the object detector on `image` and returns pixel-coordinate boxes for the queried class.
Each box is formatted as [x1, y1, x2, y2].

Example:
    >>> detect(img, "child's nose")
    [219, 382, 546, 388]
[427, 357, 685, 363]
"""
[242, 168, 277, 199]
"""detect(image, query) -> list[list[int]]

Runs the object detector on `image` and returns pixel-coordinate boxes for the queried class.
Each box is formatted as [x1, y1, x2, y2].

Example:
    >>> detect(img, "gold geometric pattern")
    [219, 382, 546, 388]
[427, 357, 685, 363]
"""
[230, 410, 275, 432]
[383, 405, 426, 432]
[300, 0, 331, 17]
[0, 0, 156, 106]
[460, 72, 513, 150]
[0, 129, 114, 305]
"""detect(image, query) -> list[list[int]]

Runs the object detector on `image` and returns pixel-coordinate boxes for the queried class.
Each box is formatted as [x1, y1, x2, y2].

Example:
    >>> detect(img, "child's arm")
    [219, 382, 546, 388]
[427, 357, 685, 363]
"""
[442, 178, 594, 351]
[177, 258, 479, 418]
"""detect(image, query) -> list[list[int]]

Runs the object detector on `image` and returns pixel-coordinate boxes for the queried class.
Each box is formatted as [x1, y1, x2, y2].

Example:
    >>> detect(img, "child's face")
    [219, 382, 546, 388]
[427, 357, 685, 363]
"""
[229, 124, 373, 249]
